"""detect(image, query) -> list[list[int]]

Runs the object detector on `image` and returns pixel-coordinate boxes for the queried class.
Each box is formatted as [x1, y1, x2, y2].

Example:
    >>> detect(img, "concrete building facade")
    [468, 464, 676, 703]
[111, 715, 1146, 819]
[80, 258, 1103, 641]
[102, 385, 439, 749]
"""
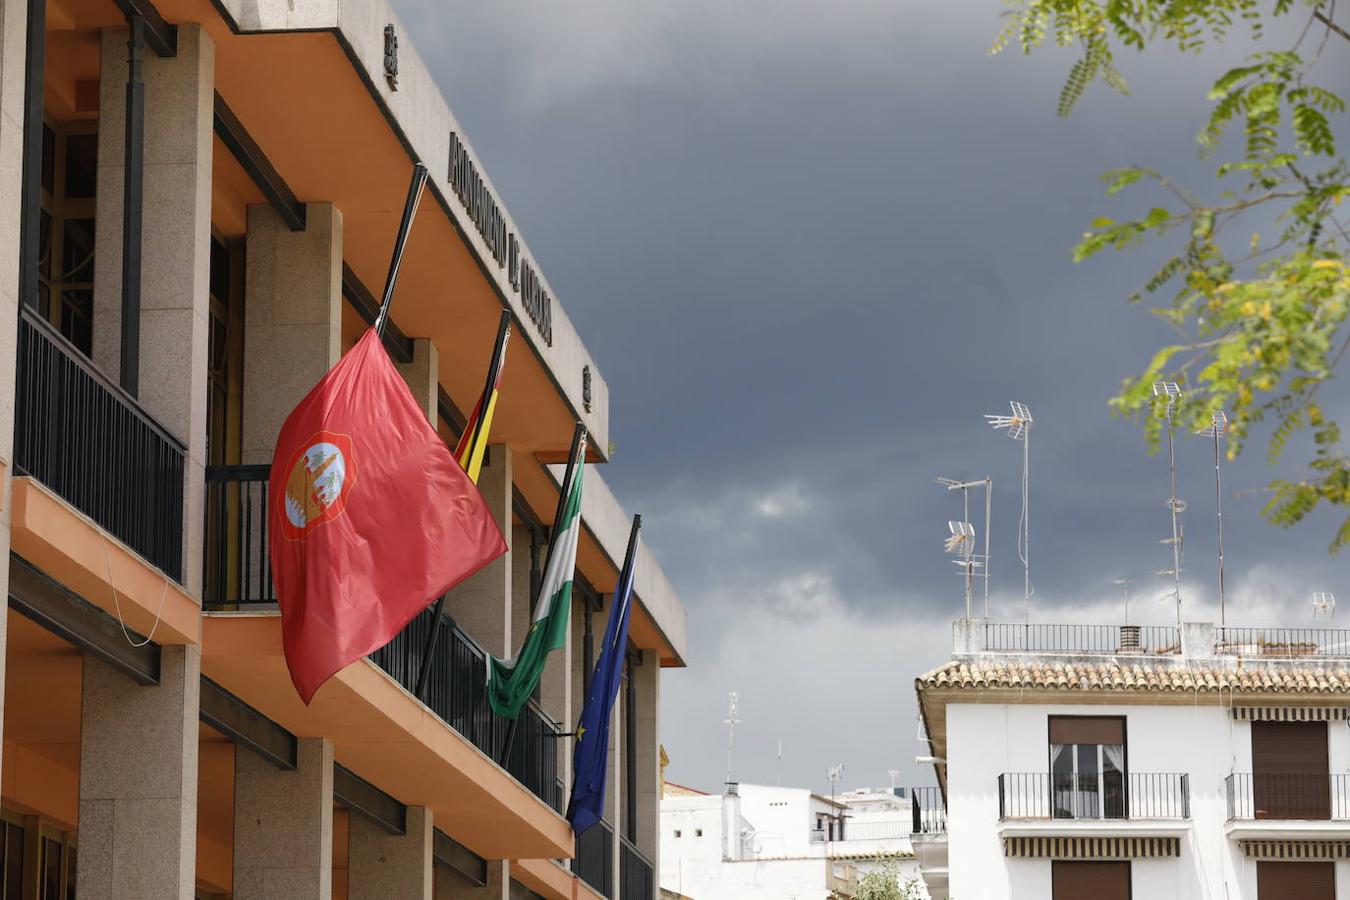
[659, 782, 922, 899]
[913, 618, 1350, 900]
[0, 0, 687, 897]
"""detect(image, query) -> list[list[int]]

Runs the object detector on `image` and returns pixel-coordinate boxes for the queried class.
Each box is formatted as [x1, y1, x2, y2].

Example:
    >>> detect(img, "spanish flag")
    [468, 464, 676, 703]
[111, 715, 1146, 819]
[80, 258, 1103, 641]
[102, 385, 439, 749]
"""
[454, 310, 511, 484]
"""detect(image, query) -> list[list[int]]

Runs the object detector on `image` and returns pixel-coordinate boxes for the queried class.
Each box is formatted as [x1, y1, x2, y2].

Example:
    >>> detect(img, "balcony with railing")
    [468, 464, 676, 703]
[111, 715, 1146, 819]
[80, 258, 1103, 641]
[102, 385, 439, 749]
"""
[202, 464, 563, 814]
[1216, 627, 1350, 659]
[15, 304, 185, 580]
[620, 833, 654, 900]
[1226, 773, 1350, 821]
[998, 772, 1190, 830]
[911, 786, 947, 836]
[573, 819, 613, 897]
[982, 622, 1181, 656]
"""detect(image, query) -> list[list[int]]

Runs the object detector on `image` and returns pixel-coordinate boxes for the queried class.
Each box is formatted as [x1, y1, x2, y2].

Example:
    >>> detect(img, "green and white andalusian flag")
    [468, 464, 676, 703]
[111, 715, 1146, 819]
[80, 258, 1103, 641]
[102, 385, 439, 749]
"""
[486, 434, 586, 718]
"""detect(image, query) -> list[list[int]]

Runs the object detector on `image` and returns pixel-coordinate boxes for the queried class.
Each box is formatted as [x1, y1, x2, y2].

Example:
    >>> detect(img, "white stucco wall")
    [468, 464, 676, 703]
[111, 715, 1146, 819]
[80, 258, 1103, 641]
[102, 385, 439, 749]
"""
[945, 701, 1350, 900]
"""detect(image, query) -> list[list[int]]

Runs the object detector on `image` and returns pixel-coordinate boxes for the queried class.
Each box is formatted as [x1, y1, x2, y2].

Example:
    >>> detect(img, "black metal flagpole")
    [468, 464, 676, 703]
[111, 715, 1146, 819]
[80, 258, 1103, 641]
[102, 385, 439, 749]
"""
[374, 162, 429, 337]
[414, 309, 512, 702]
[498, 421, 587, 766]
[466, 309, 512, 461]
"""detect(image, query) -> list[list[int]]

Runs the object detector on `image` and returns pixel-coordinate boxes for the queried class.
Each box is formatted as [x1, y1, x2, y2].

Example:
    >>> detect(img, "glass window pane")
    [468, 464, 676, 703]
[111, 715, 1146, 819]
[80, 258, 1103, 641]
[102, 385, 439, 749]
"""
[41, 124, 54, 195]
[42, 837, 61, 900]
[61, 219, 95, 285]
[63, 133, 97, 199]
[65, 845, 77, 900]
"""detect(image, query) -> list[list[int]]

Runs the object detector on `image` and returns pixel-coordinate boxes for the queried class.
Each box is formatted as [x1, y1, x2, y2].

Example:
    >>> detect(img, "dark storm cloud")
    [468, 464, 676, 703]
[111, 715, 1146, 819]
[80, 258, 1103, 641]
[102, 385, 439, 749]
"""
[391, 0, 1348, 793]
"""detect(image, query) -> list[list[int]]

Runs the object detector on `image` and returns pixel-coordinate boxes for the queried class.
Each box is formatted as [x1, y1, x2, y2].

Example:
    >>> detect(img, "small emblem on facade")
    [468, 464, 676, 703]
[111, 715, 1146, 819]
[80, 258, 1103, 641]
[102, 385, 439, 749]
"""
[281, 433, 356, 539]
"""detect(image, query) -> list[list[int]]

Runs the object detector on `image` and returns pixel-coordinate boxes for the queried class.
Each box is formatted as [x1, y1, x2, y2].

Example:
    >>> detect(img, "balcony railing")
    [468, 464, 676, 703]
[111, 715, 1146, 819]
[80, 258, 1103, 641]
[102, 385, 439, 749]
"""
[204, 464, 272, 605]
[983, 623, 1181, 656]
[574, 819, 613, 897]
[1226, 773, 1350, 821]
[620, 833, 654, 900]
[998, 772, 1190, 820]
[15, 305, 185, 579]
[911, 787, 948, 835]
[203, 466, 563, 813]
[370, 605, 563, 813]
[1217, 627, 1350, 659]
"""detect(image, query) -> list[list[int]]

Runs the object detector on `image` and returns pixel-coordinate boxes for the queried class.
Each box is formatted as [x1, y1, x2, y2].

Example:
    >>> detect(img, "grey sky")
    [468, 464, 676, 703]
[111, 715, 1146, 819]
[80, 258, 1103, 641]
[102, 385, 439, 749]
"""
[391, 1, 1348, 795]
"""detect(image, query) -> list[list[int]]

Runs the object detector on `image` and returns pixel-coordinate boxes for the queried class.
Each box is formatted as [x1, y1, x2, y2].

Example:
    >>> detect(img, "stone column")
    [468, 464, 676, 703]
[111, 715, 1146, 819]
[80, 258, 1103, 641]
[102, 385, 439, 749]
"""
[348, 806, 432, 900]
[92, 25, 214, 594]
[444, 444, 511, 655]
[77, 646, 201, 899]
[0, 0, 29, 793]
[634, 650, 660, 868]
[240, 202, 342, 465]
[396, 338, 438, 424]
[233, 738, 334, 899]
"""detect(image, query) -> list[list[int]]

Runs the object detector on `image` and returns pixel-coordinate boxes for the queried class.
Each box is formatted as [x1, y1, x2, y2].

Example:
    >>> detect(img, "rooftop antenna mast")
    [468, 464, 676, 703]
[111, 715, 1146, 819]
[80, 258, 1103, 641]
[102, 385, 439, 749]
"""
[935, 476, 993, 617]
[985, 402, 1034, 623]
[1113, 577, 1136, 625]
[888, 769, 901, 792]
[723, 691, 741, 787]
[1153, 383, 1185, 625]
[1195, 411, 1228, 627]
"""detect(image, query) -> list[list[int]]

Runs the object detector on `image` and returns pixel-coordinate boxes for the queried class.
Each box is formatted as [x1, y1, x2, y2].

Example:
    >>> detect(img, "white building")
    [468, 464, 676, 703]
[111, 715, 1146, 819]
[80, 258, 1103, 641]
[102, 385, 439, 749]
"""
[913, 618, 1350, 900]
[659, 781, 922, 899]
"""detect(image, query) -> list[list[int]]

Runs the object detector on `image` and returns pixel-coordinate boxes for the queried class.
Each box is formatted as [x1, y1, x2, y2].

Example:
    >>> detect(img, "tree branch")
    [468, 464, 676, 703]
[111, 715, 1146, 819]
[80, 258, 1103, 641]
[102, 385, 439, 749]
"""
[1313, 10, 1350, 43]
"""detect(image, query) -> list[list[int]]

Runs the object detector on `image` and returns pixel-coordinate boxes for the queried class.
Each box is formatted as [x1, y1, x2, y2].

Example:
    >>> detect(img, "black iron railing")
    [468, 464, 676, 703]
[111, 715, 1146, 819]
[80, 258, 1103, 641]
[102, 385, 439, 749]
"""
[911, 787, 947, 835]
[620, 833, 654, 900]
[369, 605, 563, 813]
[574, 819, 613, 897]
[15, 305, 185, 579]
[1226, 773, 1350, 821]
[998, 772, 1190, 820]
[1217, 628, 1350, 659]
[983, 623, 1181, 655]
[204, 464, 272, 605]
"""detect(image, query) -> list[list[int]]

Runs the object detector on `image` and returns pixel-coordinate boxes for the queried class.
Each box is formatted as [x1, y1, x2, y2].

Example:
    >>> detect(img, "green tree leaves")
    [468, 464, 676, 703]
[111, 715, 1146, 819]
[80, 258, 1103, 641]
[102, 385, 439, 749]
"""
[994, 0, 1349, 551]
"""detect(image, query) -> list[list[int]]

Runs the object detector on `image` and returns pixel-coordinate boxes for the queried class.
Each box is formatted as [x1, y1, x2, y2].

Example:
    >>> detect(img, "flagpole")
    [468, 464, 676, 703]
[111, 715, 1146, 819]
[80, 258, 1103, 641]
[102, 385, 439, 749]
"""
[498, 421, 587, 766]
[467, 309, 512, 459]
[414, 310, 512, 702]
[374, 162, 430, 337]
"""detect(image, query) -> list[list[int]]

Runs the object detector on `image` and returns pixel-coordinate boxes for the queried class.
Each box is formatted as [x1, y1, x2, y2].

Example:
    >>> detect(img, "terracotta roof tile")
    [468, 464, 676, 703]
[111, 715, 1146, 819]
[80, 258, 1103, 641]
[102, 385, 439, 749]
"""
[916, 658, 1350, 695]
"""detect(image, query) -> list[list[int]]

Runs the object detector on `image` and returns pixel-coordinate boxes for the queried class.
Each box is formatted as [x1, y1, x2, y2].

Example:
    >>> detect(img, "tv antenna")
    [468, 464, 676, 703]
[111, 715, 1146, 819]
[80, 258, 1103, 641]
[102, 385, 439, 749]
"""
[1113, 577, 1136, 625]
[888, 769, 901, 791]
[1153, 382, 1185, 625]
[935, 476, 993, 617]
[1313, 592, 1336, 620]
[1195, 411, 1229, 626]
[723, 691, 741, 787]
[985, 402, 1034, 620]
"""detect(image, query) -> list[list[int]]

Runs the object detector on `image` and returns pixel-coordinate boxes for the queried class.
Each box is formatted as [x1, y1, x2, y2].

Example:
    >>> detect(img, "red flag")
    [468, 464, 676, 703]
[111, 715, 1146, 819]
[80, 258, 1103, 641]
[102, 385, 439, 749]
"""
[268, 326, 507, 702]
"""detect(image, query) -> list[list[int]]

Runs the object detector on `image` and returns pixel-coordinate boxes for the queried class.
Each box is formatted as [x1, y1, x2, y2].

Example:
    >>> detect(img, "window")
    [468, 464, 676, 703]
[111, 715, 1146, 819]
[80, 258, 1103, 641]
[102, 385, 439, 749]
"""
[1257, 861, 1334, 899]
[1052, 861, 1130, 900]
[673, 830, 682, 838]
[1049, 716, 1126, 819]
[1252, 721, 1330, 820]
[37, 120, 98, 357]
[695, 829, 703, 837]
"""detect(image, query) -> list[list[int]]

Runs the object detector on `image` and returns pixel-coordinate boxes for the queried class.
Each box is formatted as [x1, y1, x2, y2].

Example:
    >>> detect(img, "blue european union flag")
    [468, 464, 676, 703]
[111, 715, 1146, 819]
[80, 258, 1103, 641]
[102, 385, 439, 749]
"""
[567, 515, 641, 835]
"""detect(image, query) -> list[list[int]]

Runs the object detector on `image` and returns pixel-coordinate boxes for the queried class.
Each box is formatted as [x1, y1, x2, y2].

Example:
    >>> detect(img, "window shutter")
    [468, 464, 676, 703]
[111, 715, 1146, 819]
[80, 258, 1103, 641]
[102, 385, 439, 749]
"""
[1257, 861, 1334, 899]
[1052, 861, 1130, 900]
[1049, 716, 1125, 746]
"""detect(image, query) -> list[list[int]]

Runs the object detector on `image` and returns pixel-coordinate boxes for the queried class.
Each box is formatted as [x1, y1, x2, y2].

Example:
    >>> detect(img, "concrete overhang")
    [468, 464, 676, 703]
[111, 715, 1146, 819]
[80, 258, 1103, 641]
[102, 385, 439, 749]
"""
[998, 818, 1192, 840]
[512, 858, 606, 900]
[48, 0, 610, 462]
[1223, 819, 1350, 841]
[200, 612, 573, 861]
[8, 477, 201, 646]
